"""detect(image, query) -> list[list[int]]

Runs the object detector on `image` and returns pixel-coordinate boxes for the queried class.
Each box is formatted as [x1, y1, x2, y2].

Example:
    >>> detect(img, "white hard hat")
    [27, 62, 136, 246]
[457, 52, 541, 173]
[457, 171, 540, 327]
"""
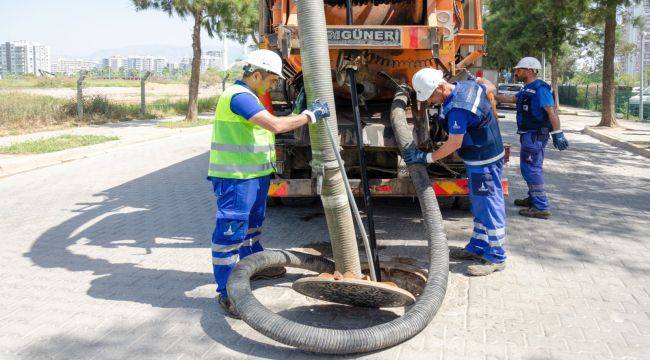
[243, 49, 285, 79]
[514, 57, 542, 70]
[412, 68, 445, 102]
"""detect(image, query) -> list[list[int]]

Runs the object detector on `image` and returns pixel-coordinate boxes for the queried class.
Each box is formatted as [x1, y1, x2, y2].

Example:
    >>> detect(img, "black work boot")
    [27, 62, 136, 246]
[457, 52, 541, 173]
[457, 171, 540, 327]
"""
[449, 246, 482, 261]
[250, 266, 287, 281]
[514, 197, 532, 207]
[466, 260, 506, 276]
[218, 294, 240, 319]
[519, 206, 551, 219]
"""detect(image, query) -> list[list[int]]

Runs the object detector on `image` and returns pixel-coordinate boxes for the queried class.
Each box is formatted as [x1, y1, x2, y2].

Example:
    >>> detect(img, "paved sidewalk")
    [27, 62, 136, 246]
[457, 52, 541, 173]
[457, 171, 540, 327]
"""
[558, 106, 650, 158]
[0, 111, 649, 359]
[0, 115, 213, 178]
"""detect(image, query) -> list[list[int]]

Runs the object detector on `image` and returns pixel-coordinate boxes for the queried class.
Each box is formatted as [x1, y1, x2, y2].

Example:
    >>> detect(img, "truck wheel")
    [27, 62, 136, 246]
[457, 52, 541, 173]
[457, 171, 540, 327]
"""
[453, 196, 471, 211]
[267, 197, 283, 207]
[436, 197, 456, 210]
[272, 197, 318, 207]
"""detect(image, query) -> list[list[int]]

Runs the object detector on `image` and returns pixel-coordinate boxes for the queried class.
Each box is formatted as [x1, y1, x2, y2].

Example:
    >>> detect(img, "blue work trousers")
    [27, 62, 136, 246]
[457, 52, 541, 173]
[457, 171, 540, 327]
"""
[464, 159, 507, 264]
[210, 175, 270, 299]
[519, 131, 549, 210]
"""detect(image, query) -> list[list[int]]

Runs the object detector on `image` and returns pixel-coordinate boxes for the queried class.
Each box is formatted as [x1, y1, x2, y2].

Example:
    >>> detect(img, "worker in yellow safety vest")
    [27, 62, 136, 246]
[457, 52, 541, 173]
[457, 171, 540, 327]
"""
[208, 49, 330, 318]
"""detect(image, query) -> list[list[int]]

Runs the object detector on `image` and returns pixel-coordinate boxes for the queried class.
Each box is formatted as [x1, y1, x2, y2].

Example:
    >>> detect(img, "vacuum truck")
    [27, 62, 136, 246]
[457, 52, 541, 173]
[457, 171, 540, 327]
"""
[258, 0, 509, 200]
[227, 2, 489, 353]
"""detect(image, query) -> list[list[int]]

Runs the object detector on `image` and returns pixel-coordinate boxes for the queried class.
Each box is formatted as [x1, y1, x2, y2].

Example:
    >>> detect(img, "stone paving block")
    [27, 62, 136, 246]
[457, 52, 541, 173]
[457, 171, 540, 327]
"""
[606, 341, 650, 359]
[525, 334, 569, 351]
[0, 115, 649, 359]
[566, 340, 612, 356]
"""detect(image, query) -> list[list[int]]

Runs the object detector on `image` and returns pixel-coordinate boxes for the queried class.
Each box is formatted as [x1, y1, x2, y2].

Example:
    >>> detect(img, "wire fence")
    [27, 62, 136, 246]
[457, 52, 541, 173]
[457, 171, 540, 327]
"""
[558, 84, 649, 121]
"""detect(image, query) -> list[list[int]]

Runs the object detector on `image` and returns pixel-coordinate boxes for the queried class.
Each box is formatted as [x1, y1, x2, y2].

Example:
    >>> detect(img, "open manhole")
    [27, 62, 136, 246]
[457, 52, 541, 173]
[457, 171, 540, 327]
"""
[292, 261, 426, 308]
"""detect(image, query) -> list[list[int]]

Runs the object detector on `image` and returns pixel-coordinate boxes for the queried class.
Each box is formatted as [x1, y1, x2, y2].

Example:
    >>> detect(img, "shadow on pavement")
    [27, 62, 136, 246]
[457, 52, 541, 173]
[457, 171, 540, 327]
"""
[20, 152, 425, 359]
[21, 115, 650, 358]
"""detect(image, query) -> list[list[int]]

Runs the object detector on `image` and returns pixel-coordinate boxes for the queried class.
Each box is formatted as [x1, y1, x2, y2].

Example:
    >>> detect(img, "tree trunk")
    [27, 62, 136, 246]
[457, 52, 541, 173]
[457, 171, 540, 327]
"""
[187, 11, 202, 121]
[598, 4, 618, 127]
[550, 50, 560, 109]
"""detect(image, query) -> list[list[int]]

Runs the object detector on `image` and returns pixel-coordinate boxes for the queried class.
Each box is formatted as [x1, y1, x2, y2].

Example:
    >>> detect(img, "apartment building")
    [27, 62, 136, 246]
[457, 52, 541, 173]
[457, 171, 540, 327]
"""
[619, 1, 650, 74]
[51, 59, 98, 75]
[0, 41, 51, 75]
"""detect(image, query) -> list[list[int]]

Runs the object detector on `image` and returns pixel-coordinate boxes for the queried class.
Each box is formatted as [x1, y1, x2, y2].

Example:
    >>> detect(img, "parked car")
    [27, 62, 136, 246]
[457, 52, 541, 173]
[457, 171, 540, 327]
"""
[628, 92, 650, 119]
[630, 86, 650, 96]
[496, 83, 523, 108]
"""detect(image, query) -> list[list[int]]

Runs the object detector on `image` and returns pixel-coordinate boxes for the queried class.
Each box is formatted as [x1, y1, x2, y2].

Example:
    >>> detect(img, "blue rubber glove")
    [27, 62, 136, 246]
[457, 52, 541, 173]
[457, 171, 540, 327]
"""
[302, 98, 330, 124]
[403, 148, 429, 165]
[551, 131, 569, 151]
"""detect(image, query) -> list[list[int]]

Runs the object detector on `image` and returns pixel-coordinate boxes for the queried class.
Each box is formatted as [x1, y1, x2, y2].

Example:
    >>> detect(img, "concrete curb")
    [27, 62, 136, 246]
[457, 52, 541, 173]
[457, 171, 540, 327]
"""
[559, 110, 601, 117]
[0, 125, 211, 179]
[582, 126, 650, 158]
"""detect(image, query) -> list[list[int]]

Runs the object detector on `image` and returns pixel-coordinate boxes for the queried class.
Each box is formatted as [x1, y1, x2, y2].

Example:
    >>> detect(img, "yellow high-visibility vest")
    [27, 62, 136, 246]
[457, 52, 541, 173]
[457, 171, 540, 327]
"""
[208, 84, 275, 179]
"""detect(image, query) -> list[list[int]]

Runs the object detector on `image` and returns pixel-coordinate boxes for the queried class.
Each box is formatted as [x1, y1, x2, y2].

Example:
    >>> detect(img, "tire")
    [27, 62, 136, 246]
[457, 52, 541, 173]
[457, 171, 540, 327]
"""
[453, 196, 471, 210]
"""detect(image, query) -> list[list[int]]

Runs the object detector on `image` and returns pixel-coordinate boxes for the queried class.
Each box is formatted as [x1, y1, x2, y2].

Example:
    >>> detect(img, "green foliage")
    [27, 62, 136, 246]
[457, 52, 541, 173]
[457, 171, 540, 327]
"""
[132, 0, 258, 42]
[571, 71, 603, 85]
[149, 96, 218, 115]
[0, 135, 119, 154]
[0, 93, 70, 133]
[484, 0, 588, 69]
[0, 92, 218, 135]
[0, 76, 148, 89]
[61, 96, 145, 120]
[558, 84, 634, 114]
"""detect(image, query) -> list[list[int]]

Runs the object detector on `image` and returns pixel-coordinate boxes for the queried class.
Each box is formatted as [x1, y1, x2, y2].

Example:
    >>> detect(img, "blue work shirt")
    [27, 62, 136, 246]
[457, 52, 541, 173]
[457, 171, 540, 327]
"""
[230, 80, 266, 120]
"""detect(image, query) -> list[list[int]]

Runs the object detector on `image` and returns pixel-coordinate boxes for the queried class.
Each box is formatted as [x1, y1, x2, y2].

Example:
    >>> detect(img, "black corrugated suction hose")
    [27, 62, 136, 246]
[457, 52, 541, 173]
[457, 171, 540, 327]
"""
[226, 91, 449, 354]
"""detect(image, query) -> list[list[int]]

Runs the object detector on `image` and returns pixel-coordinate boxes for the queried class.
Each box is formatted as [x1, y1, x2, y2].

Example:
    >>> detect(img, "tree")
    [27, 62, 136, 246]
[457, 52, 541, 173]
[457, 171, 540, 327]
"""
[584, 0, 638, 127]
[132, 0, 258, 120]
[484, 0, 588, 106]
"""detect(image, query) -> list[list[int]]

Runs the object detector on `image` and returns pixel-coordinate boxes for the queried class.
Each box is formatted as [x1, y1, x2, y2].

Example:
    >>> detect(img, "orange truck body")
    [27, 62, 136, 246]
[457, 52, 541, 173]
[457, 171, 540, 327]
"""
[257, 1, 508, 198]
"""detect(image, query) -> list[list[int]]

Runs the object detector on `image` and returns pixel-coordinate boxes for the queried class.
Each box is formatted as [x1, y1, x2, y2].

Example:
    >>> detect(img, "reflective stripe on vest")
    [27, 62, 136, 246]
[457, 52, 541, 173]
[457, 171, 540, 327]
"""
[209, 163, 274, 173]
[211, 142, 273, 153]
[208, 84, 275, 179]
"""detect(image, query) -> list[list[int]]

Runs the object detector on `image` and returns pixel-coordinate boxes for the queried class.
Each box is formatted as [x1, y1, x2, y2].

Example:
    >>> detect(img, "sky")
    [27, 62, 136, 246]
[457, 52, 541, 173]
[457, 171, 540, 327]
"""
[0, 0, 247, 59]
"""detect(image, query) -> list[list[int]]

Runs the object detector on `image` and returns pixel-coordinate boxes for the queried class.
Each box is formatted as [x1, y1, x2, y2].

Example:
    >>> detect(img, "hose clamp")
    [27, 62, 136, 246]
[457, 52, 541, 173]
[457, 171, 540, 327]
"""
[310, 160, 325, 195]
[310, 159, 342, 195]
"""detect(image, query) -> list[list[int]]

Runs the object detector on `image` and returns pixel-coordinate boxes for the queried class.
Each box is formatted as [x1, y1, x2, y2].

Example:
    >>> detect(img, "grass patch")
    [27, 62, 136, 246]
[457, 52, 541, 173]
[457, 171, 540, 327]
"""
[148, 96, 218, 117]
[0, 134, 119, 154]
[0, 76, 146, 88]
[0, 93, 71, 134]
[157, 119, 213, 128]
[0, 93, 219, 135]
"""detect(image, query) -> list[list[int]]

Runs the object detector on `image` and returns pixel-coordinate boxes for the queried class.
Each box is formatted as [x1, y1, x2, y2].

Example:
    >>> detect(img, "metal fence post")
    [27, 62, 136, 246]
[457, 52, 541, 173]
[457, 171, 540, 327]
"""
[140, 71, 152, 117]
[76, 71, 86, 121]
[222, 73, 230, 92]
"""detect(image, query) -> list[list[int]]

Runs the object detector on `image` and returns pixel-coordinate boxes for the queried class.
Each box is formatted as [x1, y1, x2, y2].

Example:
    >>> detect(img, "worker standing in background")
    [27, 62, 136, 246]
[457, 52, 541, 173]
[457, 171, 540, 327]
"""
[495, 57, 569, 219]
[406, 68, 507, 276]
[208, 49, 330, 317]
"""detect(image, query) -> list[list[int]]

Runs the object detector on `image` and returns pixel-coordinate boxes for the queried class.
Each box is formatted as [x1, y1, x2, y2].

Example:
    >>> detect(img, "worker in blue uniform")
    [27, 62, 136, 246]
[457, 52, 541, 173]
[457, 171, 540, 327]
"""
[208, 50, 330, 317]
[495, 57, 569, 219]
[408, 68, 507, 276]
